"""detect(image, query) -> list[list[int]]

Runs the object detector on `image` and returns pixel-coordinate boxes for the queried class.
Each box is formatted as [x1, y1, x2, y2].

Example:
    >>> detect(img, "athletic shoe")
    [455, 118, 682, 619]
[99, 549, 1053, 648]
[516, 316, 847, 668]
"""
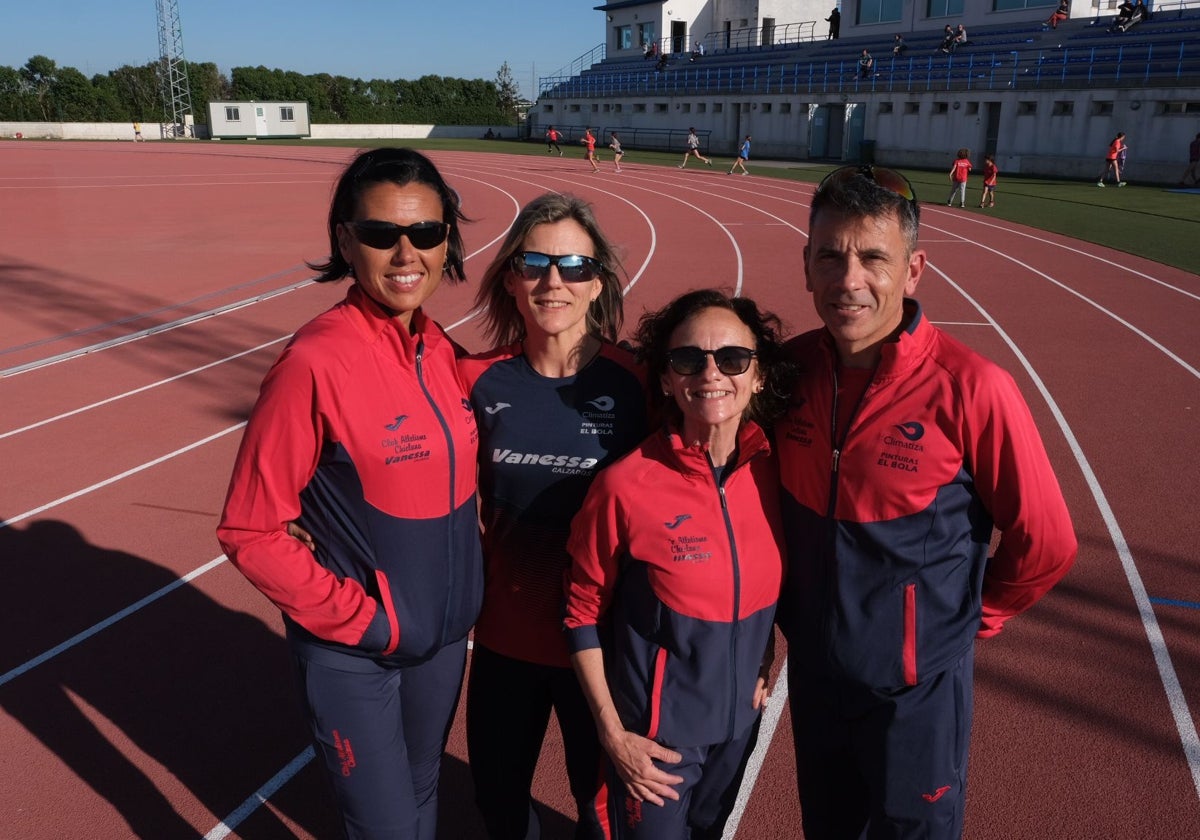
[559, 151, 563, 156]
[678, 165, 685, 169]
[1117, 181, 1127, 187]
[741, 171, 748, 175]
[706, 160, 712, 166]
[1097, 182, 1105, 187]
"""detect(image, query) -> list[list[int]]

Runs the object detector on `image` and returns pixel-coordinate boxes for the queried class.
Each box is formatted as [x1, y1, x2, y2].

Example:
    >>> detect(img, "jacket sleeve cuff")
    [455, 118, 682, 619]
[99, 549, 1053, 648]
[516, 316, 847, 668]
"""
[565, 624, 601, 654]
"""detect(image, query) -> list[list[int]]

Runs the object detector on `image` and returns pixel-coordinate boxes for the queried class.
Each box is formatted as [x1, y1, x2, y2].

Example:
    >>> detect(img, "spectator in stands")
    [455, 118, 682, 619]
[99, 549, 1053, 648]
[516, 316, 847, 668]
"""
[893, 34, 908, 56]
[826, 7, 841, 39]
[656, 52, 670, 72]
[953, 24, 969, 48]
[1097, 132, 1127, 187]
[645, 42, 660, 60]
[690, 41, 706, 62]
[1044, 0, 1070, 29]
[1179, 132, 1200, 186]
[938, 25, 956, 53]
[1110, 0, 1146, 32]
[858, 49, 875, 79]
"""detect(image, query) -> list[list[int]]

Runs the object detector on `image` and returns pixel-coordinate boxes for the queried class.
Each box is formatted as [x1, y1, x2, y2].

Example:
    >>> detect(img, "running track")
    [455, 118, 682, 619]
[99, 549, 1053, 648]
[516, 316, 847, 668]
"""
[2, 141, 1198, 839]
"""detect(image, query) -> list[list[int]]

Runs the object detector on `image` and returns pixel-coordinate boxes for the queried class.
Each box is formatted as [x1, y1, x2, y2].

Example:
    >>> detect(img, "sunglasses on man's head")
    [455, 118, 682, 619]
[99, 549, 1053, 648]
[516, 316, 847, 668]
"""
[666, 346, 757, 377]
[511, 251, 604, 284]
[348, 220, 450, 250]
[817, 165, 917, 204]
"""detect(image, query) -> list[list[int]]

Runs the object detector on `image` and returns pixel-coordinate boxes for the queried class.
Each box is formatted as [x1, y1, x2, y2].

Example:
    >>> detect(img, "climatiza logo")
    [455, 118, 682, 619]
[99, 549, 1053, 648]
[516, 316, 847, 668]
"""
[883, 422, 925, 451]
[492, 449, 600, 476]
[586, 396, 615, 412]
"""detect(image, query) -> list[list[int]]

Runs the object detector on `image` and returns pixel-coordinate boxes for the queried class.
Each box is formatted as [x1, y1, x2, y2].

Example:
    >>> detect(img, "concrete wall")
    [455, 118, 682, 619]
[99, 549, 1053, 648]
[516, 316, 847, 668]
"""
[0, 122, 507, 142]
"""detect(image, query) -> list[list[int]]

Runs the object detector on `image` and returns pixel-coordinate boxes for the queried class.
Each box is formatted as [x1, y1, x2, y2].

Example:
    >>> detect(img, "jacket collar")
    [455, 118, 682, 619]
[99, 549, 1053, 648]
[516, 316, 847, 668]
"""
[660, 420, 771, 477]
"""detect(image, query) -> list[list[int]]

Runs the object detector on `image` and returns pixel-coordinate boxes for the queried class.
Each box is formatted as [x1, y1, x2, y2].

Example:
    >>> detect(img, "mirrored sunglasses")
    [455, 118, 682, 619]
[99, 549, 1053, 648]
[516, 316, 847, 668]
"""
[511, 251, 604, 284]
[816, 165, 917, 204]
[667, 345, 757, 376]
[348, 220, 450, 250]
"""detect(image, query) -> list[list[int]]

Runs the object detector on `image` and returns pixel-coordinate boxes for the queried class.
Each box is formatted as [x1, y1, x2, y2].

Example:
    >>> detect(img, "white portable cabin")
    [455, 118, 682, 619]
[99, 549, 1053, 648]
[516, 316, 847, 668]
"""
[207, 101, 310, 139]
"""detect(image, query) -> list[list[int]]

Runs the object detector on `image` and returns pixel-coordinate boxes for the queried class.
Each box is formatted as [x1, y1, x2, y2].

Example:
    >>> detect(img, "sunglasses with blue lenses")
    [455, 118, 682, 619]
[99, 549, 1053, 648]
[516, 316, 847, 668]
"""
[816, 165, 917, 204]
[348, 220, 450, 250]
[666, 346, 757, 376]
[511, 251, 604, 283]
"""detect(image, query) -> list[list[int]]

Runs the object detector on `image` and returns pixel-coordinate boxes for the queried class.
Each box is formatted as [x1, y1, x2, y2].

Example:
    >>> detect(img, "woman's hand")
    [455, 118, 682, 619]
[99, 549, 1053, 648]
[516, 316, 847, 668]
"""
[600, 728, 684, 807]
[752, 675, 770, 711]
[286, 521, 316, 552]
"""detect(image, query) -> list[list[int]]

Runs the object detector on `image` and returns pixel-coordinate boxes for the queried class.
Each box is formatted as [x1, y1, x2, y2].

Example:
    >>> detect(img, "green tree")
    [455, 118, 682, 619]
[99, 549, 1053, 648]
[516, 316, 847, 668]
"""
[20, 55, 58, 119]
[494, 62, 520, 121]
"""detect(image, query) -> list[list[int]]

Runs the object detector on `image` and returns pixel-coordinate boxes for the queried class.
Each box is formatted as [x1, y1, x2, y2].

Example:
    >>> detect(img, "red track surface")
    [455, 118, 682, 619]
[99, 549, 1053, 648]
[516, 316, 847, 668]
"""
[2, 141, 1198, 839]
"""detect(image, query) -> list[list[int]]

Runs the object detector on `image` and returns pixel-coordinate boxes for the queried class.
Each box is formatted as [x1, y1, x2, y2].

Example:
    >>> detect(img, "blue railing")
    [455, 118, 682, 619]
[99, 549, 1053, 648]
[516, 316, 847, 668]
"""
[539, 40, 1197, 96]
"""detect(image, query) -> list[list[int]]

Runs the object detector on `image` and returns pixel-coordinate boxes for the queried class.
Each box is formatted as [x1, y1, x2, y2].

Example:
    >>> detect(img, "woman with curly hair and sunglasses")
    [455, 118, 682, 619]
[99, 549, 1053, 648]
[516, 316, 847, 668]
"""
[563, 289, 793, 839]
[218, 147, 483, 840]
[458, 192, 648, 839]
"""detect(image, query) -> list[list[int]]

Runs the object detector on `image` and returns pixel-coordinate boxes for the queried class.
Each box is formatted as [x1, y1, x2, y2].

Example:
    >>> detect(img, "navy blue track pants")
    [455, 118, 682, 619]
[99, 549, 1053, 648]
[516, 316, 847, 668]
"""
[466, 643, 605, 840]
[292, 638, 468, 840]
[787, 650, 974, 840]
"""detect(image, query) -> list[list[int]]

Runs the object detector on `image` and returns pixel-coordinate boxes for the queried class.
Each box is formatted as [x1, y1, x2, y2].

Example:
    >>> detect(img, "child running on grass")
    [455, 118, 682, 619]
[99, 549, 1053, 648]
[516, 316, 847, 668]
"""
[979, 154, 998, 208]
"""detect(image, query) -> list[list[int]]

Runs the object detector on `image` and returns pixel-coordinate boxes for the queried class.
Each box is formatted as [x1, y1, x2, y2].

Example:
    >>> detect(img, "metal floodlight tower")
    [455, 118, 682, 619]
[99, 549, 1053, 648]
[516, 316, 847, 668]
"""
[156, 0, 194, 138]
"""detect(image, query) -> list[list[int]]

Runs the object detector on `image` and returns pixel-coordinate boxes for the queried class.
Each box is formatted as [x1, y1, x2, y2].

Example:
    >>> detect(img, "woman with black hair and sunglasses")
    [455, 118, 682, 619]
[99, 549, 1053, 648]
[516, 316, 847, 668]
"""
[458, 193, 648, 839]
[563, 289, 793, 839]
[217, 147, 484, 840]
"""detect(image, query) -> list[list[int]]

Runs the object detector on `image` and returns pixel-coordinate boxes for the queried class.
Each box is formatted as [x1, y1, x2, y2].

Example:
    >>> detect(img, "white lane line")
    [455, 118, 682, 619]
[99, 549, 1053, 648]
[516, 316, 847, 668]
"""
[0, 423, 246, 530]
[0, 556, 227, 688]
[2, 281, 312, 378]
[204, 747, 316, 840]
[723, 660, 789, 840]
[923, 224, 1200, 380]
[929, 263, 1200, 806]
[0, 337, 290, 440]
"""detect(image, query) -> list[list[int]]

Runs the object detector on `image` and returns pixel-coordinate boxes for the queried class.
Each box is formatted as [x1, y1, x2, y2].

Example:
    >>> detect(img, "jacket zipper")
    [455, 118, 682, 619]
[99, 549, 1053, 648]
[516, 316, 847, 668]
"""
[415, 338, 458, 643]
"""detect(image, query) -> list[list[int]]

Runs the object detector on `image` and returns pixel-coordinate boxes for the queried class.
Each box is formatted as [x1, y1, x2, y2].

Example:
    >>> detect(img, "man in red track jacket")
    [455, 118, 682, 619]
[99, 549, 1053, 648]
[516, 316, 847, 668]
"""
[776, 165, 1077, 840]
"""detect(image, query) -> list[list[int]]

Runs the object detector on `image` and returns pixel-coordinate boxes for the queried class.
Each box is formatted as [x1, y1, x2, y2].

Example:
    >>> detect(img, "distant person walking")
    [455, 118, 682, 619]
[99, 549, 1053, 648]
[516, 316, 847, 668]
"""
[979, 154, 998, 208]
[1097, 131, 1127, 187]
[679, 127, 712, 168]
[1179, 132, 1200, 186]
[728, 135, 752, 175]
[946, 147, 972, 207]
[132, 122, 144, 142]
[582, 127, 601, 173]
[545, 125, 563, 156]
[826, 7, 841, 39]
[608, 132, 624, 172]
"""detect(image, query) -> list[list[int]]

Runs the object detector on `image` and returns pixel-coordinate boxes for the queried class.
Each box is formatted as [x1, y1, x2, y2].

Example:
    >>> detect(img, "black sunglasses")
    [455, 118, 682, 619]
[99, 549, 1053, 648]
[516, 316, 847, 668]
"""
[347, 220, 450, 250]
[511, 251, 604, 284]
[816, 165, 917, 204]
[666, 346, 757, 377]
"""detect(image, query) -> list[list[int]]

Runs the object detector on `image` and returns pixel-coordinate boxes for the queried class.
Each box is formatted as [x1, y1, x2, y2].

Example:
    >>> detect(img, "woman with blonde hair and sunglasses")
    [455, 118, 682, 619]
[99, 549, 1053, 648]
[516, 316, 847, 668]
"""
[458, 192, 648, 839]
[563, 289, 793, 839]
[218, 148, 484, 839]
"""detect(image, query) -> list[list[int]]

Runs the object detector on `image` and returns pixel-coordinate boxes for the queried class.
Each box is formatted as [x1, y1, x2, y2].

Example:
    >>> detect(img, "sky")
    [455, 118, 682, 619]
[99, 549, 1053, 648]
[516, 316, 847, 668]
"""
[1, 0, 602, 100]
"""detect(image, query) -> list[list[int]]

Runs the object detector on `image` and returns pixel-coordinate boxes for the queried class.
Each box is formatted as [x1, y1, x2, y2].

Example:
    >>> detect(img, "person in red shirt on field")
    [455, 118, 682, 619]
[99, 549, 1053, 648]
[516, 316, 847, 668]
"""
[979, 154, 999, 208]
[1097, 132, 1127, 187]
[582, 127, 601, 173]
[946, 148, 972, 207]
